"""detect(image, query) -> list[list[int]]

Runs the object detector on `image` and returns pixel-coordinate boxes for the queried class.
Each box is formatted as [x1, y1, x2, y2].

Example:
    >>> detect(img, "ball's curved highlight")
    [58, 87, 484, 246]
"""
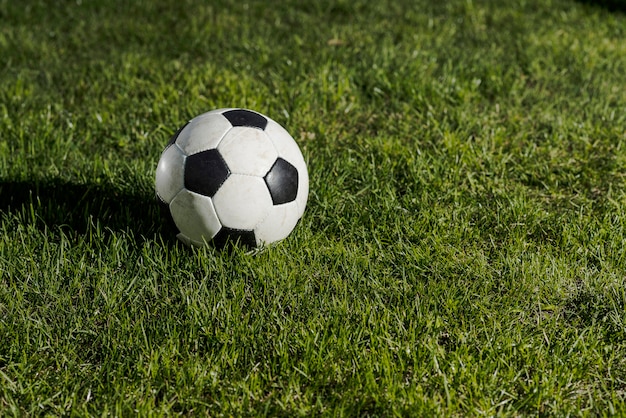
[155, 108, 308, 248]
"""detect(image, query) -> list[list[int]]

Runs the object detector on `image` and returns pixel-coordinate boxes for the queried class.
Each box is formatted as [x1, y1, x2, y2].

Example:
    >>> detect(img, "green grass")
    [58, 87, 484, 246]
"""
[1, 0, 626, 415]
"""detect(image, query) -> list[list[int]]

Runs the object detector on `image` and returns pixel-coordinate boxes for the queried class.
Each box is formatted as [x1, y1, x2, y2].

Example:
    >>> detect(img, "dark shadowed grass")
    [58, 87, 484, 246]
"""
[576, 0, 626, 13]
[0, 179, 162, 239]
[1, 0, 626, 415]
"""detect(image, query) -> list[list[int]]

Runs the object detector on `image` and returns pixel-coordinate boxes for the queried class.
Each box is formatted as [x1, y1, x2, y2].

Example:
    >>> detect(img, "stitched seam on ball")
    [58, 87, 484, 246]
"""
[266, 123, 281, 156]
[227, 171, 266, 178]
[214, 123, 233, 149]
[174, 142, 186, 156]
[253, 206, 274, 232]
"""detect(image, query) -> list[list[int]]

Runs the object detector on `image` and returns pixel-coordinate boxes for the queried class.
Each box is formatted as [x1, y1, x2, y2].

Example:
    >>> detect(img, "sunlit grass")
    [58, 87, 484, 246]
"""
[1, 0, 625, 415]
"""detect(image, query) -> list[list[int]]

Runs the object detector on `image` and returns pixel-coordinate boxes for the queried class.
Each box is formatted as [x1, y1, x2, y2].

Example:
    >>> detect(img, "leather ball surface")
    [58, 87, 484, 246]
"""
[155, 108, 308, 248]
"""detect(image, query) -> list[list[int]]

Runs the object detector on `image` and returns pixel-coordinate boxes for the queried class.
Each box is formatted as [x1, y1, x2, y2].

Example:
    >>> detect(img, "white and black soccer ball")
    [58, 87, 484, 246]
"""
[155, 108, 308, 248]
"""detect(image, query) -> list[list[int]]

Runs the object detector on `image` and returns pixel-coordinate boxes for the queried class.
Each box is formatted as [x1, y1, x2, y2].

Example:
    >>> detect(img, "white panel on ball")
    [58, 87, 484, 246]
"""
[155, 144, 186, 203]
[169, 189, 222, 244]
[254, 201, 301, 245]
[295, 167, 309, 218]
[176, 112, 232, 156]
[265, 119, 306, 168]
[213, 174, 272, 230]
[175, 232, 206, 248]
[217, 128, 278, 177]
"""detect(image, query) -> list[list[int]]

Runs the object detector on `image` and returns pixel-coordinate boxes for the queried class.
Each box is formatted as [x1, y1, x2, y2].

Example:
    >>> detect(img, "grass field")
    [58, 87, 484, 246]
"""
[1, 0, 626, 415]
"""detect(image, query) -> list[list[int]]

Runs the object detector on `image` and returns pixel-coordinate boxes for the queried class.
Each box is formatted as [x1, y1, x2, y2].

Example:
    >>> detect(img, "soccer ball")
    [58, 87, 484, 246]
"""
[155, 108, 308, 248]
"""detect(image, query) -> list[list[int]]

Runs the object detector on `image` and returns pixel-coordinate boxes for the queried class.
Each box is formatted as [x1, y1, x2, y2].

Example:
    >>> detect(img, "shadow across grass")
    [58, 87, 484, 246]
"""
[574, 0, 626, 13]
[0, 178, 177, 243]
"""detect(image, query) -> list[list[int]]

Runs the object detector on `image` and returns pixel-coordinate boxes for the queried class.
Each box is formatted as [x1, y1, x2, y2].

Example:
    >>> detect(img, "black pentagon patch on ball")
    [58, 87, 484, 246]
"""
[184, 149, 230, 197]
[223, 109, 268, 130]
[167, 121, 189, 147]
[213, 227, 257, 248]
[264, 158, 299, 205]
